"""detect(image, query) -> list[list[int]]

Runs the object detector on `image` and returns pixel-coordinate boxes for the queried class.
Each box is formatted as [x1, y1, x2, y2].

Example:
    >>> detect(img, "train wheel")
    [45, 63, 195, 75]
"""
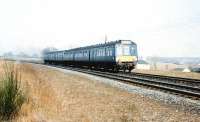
[112, 66, 118, 73]
[123, 68, 126, 73]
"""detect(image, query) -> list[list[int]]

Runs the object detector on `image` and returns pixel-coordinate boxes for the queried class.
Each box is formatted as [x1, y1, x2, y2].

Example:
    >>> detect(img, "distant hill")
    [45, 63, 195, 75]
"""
[146, 57, 200, 65]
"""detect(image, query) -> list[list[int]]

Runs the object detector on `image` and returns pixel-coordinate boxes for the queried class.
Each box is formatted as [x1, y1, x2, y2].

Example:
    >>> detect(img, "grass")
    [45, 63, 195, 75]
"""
[0, 62, 26, 120]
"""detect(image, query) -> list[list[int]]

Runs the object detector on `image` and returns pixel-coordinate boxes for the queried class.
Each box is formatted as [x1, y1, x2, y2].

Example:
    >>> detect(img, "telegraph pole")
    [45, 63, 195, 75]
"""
[105, 34, 107, 43]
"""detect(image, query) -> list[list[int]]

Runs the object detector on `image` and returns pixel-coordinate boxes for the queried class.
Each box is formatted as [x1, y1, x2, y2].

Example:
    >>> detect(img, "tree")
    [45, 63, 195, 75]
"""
[17, 52, 29, 58]
[32, 53, 39, 58]
[3, 52, 13, 57]
[41, 47, 58, 56]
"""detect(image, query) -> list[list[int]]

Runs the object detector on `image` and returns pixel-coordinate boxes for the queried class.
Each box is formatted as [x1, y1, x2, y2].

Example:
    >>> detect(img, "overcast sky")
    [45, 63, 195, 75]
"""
[0, 0, 200, 57]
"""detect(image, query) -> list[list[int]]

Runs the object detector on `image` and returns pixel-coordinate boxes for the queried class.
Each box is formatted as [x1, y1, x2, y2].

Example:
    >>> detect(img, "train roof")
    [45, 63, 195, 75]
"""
[46, 40, 136, 54]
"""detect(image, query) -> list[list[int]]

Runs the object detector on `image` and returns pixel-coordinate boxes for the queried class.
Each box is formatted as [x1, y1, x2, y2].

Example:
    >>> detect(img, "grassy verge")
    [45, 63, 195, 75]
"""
[0, 62, 26, 120]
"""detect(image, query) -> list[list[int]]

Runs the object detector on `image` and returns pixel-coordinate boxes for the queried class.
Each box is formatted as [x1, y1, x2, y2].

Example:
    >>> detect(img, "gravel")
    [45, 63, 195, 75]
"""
[45, 65, 200, 114]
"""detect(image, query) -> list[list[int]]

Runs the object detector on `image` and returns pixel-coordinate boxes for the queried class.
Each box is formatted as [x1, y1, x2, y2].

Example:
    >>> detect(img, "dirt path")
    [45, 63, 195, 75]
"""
[3, 62, 199, 122]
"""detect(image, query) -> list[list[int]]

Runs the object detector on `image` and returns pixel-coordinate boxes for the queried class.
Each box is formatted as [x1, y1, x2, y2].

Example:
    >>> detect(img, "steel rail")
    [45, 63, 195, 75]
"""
[52, 65, 200, 99]
[21, 61, 200, 100]
[132, 72, 200, 84]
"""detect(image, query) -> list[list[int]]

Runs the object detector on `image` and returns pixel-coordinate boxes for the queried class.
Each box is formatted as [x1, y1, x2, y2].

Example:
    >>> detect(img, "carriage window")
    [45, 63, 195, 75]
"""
[109, 49, 112, 56]
[130, 47, 135, 55]
[123, 45, 130, 55]
[107, 48, 110, 56]
[116, 45, 122, 56]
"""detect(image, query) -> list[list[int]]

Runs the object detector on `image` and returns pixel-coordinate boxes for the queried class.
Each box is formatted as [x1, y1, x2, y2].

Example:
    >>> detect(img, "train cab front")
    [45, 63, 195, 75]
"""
[115, 40, 138, 72]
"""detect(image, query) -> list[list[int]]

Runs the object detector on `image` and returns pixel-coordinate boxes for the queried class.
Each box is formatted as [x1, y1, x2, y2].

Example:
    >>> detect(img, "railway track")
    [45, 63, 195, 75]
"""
[17, 60, 200, 100]
[47, 64, 200, 100]
[131, 72, 200, 88]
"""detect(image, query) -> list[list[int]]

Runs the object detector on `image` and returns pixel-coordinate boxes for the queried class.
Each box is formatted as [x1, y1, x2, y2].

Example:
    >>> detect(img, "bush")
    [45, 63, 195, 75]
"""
[0, 62, 25, 120]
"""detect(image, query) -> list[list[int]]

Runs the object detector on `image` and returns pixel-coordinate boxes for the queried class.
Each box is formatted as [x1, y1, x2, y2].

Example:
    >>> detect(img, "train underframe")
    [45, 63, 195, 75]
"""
[44, 60, 136, 73]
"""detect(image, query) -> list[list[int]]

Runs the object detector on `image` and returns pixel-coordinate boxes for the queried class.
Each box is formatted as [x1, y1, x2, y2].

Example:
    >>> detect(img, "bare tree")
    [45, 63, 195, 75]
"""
[41, 47, 58, 56]
[32, 53, 39, 58]
[3, 52, 14, 57]
[17, 52, 29, 58]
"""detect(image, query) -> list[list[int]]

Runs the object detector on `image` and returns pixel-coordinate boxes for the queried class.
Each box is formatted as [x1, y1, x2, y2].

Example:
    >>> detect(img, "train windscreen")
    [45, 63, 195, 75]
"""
[116, 44, 137, 56]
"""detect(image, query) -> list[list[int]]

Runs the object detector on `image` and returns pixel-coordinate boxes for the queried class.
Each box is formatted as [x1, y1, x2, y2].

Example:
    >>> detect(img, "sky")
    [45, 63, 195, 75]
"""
[0, 0, 200, 57]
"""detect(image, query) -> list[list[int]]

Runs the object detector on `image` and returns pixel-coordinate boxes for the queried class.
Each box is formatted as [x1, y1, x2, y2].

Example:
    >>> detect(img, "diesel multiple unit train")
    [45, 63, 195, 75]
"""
[44, 40, 138, 72]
